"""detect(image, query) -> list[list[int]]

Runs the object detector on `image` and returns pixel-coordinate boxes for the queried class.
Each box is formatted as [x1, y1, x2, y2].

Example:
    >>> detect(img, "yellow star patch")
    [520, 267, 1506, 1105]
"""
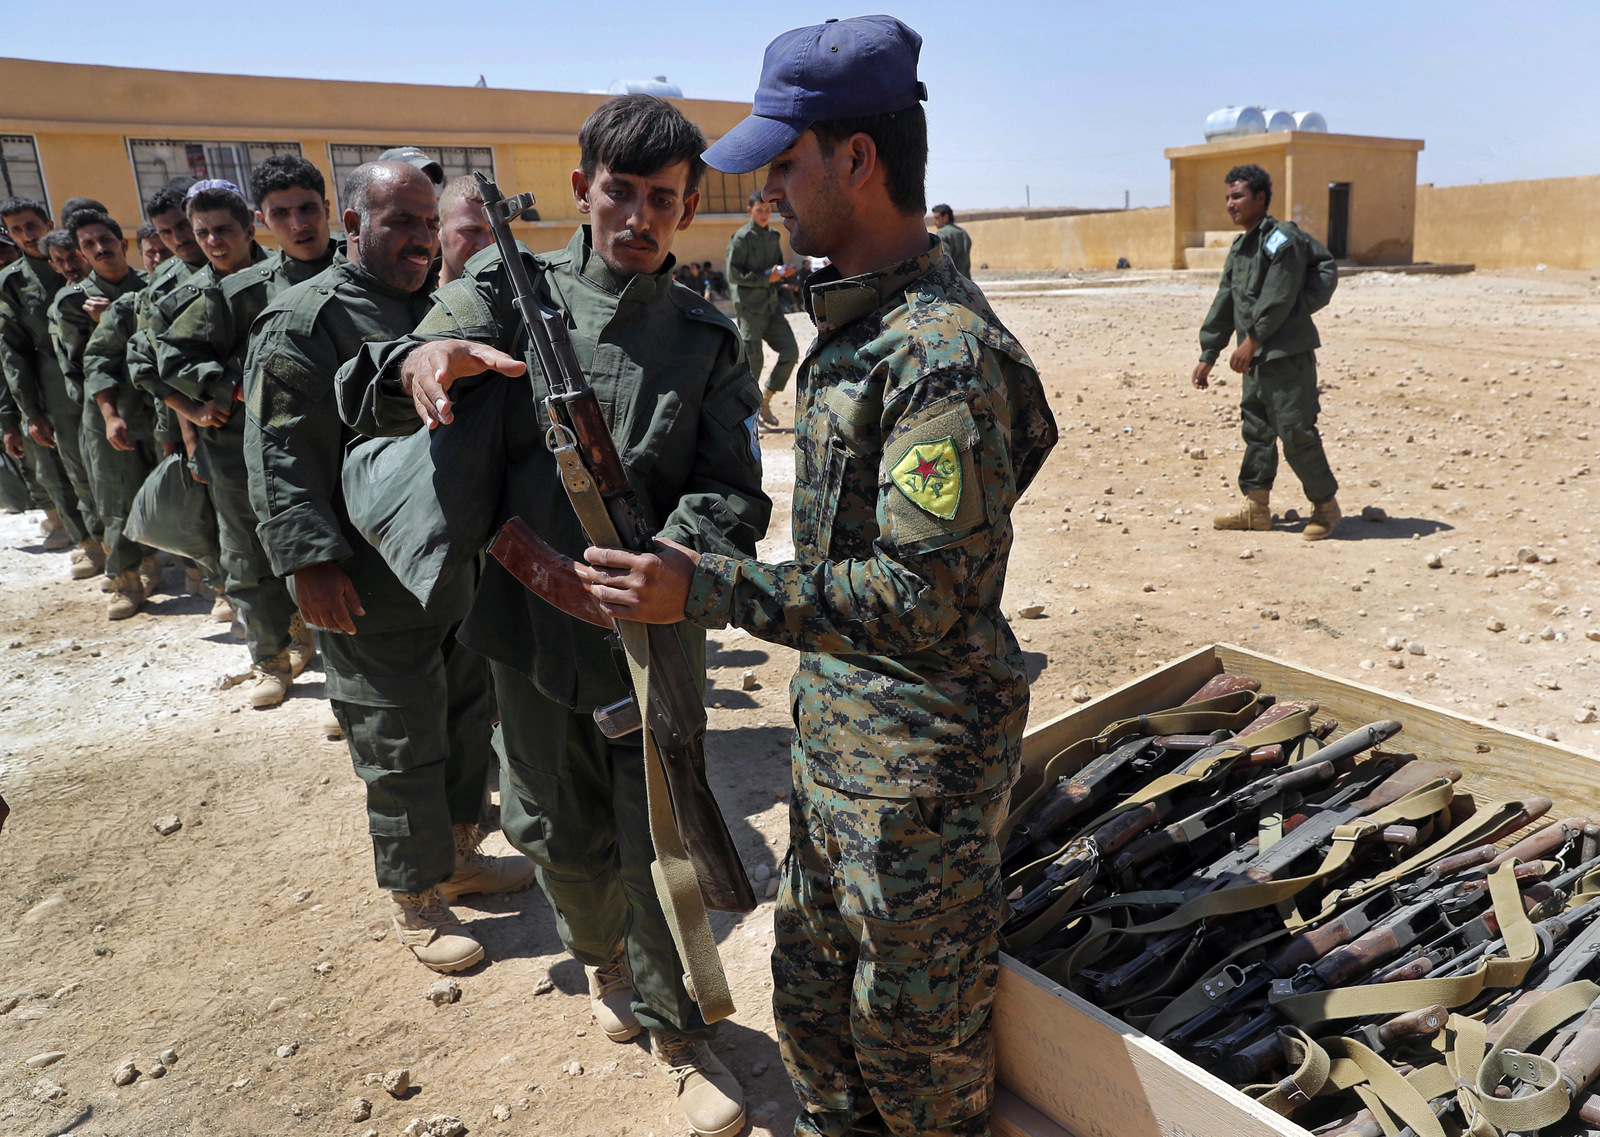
[890, 436, 962, 520]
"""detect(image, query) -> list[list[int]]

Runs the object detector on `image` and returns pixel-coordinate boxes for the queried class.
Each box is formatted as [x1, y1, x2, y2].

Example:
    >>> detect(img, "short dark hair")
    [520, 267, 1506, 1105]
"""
[250, 153, 326, 205]
[59, 197, 108, 230]
[580, 94, 707, 196]
[811, 104, 927, 215]
[1225, 164, 1272, 210]
[932, 203, 954, 221]
[136, 221, 160, 243]
[68, 210, 123, 243]
[747, 190, 765, 209]
[0, 196, 51, 225]
[42, 229, 79, 255]
[187, 186, 253, 228]
[146, 177, 197, 219]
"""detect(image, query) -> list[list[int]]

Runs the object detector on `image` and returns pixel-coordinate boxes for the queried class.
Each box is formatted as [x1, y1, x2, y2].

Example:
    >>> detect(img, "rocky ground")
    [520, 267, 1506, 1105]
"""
[2, 266, 1598, 1137]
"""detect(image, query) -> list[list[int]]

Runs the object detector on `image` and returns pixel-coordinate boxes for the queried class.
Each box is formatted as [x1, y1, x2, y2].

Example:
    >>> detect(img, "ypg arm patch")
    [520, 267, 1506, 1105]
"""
[1264, 228, 1289, 255]
[882, 399, 985, 547]
[890, 436, 961, 520]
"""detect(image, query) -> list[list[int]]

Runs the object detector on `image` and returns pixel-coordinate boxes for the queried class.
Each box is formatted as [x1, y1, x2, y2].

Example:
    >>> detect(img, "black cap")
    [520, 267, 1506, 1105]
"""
[378, 147, 446, 186]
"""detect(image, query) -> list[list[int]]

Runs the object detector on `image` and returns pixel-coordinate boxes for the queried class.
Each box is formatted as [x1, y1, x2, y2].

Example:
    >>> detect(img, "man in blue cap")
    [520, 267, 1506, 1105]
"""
[578, 15, 1058, 1136]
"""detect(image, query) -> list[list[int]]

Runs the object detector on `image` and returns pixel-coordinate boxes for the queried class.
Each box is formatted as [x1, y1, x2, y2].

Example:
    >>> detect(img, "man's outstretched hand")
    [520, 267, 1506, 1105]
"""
[579, 538, 700, 624]
[400, 340, 527, 429]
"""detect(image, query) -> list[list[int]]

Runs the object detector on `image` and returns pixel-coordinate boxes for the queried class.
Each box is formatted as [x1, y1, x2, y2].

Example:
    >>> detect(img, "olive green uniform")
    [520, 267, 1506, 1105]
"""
[725, 219, 799, 394]
[1198, 215, 1337, 504]
[0, 253, 98, 543]
[156, 242, 337, 662]
[934, 221, 972, 278]
[52, 267, 156, 577]
[684, 241, 1057, 1137]
[0, 370, 51, 512]
[338, 226, 771, 1040]
[245, 258, 495, 893]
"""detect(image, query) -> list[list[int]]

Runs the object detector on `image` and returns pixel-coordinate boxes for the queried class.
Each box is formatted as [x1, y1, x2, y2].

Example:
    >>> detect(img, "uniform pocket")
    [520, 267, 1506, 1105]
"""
[803, 436, 847, 559]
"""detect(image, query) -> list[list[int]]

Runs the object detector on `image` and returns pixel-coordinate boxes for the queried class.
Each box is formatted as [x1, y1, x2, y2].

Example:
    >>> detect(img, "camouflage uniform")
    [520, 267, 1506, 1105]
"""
[337, 226, 771, 1041]
[52, 268, 156, 577]
[725, 219, 799, 393]
[156, 242, 337, 662]
[0, 252, 98, 543]
[244, 258, 495, 892]
[934, 222, 972, 278]
[1199, 214, 1337, 504]
[684, 240, 1057, 1136]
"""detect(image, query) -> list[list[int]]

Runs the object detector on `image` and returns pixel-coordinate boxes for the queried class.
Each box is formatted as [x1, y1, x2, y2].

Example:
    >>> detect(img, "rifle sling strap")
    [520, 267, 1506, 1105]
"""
[550, 437, 735, 1023]
[1249, 1028, 1450, 1137]
[1452, 980, 1600, 1135]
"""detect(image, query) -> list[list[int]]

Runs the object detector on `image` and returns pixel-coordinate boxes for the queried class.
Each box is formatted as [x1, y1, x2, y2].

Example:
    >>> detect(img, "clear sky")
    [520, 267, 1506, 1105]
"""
[7, 1, 1597, 210]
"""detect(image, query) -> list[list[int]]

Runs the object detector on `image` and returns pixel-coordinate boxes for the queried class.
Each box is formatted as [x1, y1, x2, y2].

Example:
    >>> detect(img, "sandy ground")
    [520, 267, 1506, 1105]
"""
[3, 266, 1599, 1137]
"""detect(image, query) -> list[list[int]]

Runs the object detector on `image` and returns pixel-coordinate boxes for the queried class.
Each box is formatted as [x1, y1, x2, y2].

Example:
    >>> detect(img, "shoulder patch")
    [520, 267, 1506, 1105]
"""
[882, 401, 985, 543]
[891, 436, 962, 520]
[1264, 229, 1289, 255]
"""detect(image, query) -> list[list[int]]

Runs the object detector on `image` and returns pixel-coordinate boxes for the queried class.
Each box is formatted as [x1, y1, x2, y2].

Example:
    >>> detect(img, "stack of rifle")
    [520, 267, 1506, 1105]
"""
[1001, 673, 1600, 1136]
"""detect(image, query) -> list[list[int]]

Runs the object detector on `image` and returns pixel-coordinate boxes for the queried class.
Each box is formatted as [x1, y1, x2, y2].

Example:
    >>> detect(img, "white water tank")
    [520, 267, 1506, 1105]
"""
[1264, 109, 1298, 132]
[607, 75, 684, 98]
[1292, 110, 1328, 132]
[1204, 106, 1267, 142]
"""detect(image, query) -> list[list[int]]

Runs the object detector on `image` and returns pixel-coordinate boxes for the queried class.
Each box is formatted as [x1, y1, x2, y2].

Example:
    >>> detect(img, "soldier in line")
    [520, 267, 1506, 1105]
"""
[51, 210, 162, 619]
[930, 203, 972, 278]
[338, 95, 771, 1137]
[245, 160, 526, 974]
[1193, 163, 1342, 540]
[0, 228, 61, 541]
[134, 222, 167, 273]
[0, 199, 103, 574]
[725, 190, 798, 428]
[155, 165, 332, 708]
[578, 17, 1057, 1137]
[436, 175, 494, 285]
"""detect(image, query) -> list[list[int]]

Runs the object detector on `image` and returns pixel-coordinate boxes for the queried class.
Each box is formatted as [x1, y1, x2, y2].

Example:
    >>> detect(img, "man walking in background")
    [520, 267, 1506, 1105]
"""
[726, 190, 798, 428]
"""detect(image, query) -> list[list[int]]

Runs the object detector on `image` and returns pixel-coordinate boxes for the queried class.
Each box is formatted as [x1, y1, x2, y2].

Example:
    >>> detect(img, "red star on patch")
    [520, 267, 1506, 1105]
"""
[912, 454, 940, 488]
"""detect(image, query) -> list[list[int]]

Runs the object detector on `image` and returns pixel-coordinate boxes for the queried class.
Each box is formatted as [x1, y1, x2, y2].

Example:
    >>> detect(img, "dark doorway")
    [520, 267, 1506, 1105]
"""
[1327, 182, 1351, 259]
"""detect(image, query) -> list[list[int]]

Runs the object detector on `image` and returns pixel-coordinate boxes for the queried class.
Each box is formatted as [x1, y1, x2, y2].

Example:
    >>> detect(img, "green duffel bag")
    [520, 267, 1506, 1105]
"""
[0, 451, 29, 513]
[125, 452, 222, 563]
[341, 370, 508, 607]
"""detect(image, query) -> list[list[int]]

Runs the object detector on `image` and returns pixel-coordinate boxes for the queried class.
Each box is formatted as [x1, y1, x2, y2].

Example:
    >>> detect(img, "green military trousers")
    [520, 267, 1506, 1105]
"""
[321, 623, 496, 893]
[78, 398, 157, 576]
[735, 302, 799, 395]
[775, 744, 1007, 1137]
[493, 663, 715, 1042]
[1237, 351, 1338, 504]
[22, 434, 88, 541]
[34, 378, 104, 543]
[192, 410, 296, 663]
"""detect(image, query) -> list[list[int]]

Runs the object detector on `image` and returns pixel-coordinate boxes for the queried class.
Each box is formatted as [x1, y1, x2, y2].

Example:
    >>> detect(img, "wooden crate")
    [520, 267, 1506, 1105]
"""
[992, 643, 1600, 1137]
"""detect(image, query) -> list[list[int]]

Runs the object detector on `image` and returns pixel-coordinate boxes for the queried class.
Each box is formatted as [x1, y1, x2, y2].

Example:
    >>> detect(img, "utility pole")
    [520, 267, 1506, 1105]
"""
[1025, 184, 1031, 208]
[1125, 190, 1130, 210]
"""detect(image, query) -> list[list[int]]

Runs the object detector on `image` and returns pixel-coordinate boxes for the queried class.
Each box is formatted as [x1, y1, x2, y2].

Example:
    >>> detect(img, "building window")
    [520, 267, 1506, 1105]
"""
[0, 135, 49, 211]
[699, 168, 764, 215]
[327, 144, 496, 204]
[127, 139, 305, 211]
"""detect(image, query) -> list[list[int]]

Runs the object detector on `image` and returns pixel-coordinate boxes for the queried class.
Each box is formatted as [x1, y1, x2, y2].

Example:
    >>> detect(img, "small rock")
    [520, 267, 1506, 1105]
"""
[34, 1077, 67, 1103]
[751, 863, 773, 883]
[532, 975, 555, 996]
[764, 878, 780, 899]
[292, 888, 312, 903]
[314, 962, 333, 975]
[1586, 630, 1600, 643]
[146, 1062, 166, 1079]
[1016, 603, 1046, 619]
[1385, 636, 1405, 652]
[1517, 546, 1538, 564]
[0, 996, 18, 1015]
[383, 1067, 411, 1098]
[752, 1100, 782, 1125]
[751, 1059, 770, 1076]
[351, 1097, 373, 1122]
[1574, 708, 1597, 725]
[492, 1103, 512, 1122]
[1238, 549, 1254, 561]
[1141, 581, 1156, 593]
[1535, 676, 1561, 690]
[741, 669, 759, 691]
[1361, 506, 1387, 523]
[425, 978, 461, 1007]
[429, 1119, 467, 1137]
[52, 982, 80, 999]
[1538, 553, 1558, 565]
[267, 997, 290, 1013]
[1518, 633, 1533, 644]
[1070, 684, 1091, 704]
[1536, 727, 1560, 741]
[275, 1043, 298, 1058]
[153, 816, 182, 836]
[228, 1076, 251, 1090]
[1407, 642, 1426, 656]
[1359, 659, 1375, 671]
[26, 1051, 66, 1069]
[1189, 447, 1207, 460]
[112, 1059, 138, 1086]
[1486, 618, 1505, 632]
[1386, 658, 1405, 669]
[1260, 608, 1280, 620]
[1425, 552, 1443, 569]
[1284, 507, 1301, 522]
[1539, 626, 1556, 641]
[565, 1061, 584, 1076]
[360, 1131, 378, 1137]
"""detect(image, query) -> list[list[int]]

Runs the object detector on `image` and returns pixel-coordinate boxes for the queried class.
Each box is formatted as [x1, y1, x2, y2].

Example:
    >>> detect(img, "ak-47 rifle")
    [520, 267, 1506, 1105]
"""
[472, 173, 756, 916]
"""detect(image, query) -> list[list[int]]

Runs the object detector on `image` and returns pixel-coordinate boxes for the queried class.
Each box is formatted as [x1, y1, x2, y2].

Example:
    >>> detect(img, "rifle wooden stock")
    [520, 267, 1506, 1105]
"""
[1431, 842, 1500, 877]
[1488, 814, 1586, 867]
[489, 517, 615, 629]
[1555, 998, 1600, 1097]
[550, 389, 630, 497]
[1189, 672, 1263, 701]
[1376, 1003, 1449, 1046]
[1583, 823, 1600, 863]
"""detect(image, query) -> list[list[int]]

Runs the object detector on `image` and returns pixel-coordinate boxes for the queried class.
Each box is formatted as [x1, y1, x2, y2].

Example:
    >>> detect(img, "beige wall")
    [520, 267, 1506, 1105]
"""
[960, 207, 1172, 272]
[1415, 175, 1600, 270]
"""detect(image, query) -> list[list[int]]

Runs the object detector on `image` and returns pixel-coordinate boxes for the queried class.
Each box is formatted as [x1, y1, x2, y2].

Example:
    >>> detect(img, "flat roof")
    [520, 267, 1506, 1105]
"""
[1164, 131, 1425, 160]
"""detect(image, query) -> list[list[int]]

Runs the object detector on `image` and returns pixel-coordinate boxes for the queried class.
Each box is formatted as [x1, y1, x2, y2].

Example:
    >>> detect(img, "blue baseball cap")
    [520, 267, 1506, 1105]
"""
[703, 15, 927, 174]
[185, 179, 244, 199]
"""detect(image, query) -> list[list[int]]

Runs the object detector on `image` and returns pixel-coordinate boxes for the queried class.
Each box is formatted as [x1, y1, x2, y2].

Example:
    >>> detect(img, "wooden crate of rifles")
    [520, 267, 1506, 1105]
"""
[988, 644, 1600, 1137]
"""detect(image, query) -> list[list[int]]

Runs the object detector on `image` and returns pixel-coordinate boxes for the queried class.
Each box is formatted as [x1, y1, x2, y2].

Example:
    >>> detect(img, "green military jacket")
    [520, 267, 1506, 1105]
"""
[50, 267, 148, 407]
[127, 256, 200, 444]
[83, 287, 155, 440]
[337, 225, 771, 710]
[0, 361, 18, 433]
[157, 242, 339, 405]
[245, 258, 470, 637]
[1198, 215, 1321, 365]
[935, 222, 973, 278]
[686, 240, 1058, 799]
[725, 220, 787, 314]
[0, 253, 68, 422]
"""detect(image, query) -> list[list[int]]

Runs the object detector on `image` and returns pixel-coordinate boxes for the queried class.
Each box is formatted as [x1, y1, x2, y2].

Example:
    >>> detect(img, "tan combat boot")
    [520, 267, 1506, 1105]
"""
[40, 509, 73, 551]
[440, 823, 536, 902]
[584, 942, 642, 1042]
[321, 704, 344, 740]
[757, 390, 779, 428]
[1303, 497, 1342, 542]
[244, 650, 294, 709]
[1213, 489, 1272, 532]
[70, 538, 107, 579]
[286, 611, 317, 677]
[390, 885, 484, 973]
[210, 593, 235, 623]
[106, 570, 146, 621]
[651, 1032, 746, 1137]
[185, 566, 209, 596]
[137, 555, 164, 596]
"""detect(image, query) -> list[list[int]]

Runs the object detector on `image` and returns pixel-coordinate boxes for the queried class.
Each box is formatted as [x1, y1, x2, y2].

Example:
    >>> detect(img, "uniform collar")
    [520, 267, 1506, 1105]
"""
[336, 256, 431, 302]
[806, 236, 942, 337]
[1249, 215, 1277, 239]
[89, 267, 145, 298]
[21, 252, 63, 292]
[570, 225, 676, 304]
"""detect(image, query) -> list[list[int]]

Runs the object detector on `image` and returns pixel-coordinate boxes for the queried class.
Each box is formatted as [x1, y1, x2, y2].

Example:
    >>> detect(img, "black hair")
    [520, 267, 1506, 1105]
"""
[186, 186, 253, 228]
[747, 190, 765, 209]
[1225, 164, 1272, 210]
[579, 94, 707, 196]
[0, 196, 51, 225]
[250, 153, 326, 205]
[932, 203, 954, 221]
[67, 210, 123, 243]
[135, 221, 160, 243]
[811, 104, 928, 215]
[59, 197, 108, 230]
[41, 229, 79, 255]
[146, 177, 198, 219]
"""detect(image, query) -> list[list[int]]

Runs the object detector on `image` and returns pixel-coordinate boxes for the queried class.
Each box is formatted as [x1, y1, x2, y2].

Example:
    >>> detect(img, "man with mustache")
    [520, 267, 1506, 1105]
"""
[336, 95, 770, 1137]
[245, 160, 523, 974]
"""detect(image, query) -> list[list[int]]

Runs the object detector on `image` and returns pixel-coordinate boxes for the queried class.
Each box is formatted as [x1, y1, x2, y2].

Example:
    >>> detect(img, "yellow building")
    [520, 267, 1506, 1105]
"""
[0, 57, 779, 269]
[1167, 131, 1424, 269]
